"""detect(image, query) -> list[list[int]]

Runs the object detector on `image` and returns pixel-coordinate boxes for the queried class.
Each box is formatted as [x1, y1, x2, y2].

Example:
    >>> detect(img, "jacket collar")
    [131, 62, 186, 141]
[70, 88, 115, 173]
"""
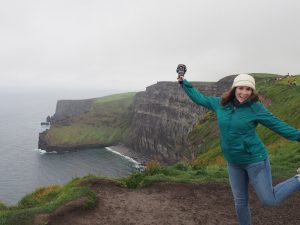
[232, 98, 252, 108]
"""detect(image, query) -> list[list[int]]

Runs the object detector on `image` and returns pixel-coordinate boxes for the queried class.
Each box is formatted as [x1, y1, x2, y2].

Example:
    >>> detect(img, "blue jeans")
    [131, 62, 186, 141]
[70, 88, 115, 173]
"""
[228, 158, 300, 225]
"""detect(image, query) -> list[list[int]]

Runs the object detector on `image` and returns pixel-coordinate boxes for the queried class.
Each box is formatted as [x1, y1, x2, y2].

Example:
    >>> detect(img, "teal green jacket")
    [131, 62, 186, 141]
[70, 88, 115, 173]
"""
[181, 79, 300, 164]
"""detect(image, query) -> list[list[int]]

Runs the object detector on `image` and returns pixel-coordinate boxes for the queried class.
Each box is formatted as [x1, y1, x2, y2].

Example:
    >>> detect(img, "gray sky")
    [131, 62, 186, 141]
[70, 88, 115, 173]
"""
[1, 0, 300, 92]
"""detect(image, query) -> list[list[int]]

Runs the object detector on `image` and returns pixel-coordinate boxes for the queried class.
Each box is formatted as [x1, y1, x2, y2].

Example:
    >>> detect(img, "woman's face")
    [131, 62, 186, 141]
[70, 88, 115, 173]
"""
[235, 86, 253, 103]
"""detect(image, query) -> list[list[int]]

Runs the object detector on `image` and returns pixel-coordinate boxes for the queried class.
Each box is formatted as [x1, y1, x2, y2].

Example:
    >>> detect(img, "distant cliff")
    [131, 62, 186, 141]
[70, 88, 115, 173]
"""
[38, 93, 135, 152]
[38, 76, 234, 163]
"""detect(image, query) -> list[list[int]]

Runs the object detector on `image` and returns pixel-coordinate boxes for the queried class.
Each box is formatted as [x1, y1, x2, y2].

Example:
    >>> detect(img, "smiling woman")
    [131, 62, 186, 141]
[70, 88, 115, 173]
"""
[232, 74, 255, 103]
[221, 74, 259, 107]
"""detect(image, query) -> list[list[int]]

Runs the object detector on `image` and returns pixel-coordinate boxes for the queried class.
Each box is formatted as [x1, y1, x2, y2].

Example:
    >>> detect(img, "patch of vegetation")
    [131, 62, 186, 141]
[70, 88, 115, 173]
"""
[0, 176, 97, 225]
[46, 125, 125, 146]
[122, 160, 228, 189]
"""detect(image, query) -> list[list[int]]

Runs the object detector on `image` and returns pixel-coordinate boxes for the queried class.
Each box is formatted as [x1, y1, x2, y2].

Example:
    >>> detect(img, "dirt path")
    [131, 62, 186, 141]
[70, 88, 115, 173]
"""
[41, 179, 300, 225]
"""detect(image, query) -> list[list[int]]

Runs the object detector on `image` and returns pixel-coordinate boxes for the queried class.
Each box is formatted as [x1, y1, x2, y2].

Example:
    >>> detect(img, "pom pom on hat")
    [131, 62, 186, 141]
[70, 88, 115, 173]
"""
[232, 74, 256, 90]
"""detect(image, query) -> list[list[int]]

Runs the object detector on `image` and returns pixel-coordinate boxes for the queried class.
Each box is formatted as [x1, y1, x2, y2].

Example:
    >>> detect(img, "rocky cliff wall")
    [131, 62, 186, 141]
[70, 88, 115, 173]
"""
[51, 99, 94, 123]
[125, 76, 234, 163]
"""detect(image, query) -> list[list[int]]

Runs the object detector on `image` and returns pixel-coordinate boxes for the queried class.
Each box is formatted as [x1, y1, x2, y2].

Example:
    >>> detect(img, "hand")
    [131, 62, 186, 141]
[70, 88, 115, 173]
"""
[177, 75, 185, 84]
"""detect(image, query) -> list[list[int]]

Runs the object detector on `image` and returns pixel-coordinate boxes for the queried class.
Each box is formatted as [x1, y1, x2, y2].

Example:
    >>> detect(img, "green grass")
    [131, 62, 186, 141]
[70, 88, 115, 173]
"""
[0, 176, 98, 225]
[121, 161, 228, 189]
[46, 124, 126, 146]
[269, 141, 300, 177]
[121, 160, 228, 189]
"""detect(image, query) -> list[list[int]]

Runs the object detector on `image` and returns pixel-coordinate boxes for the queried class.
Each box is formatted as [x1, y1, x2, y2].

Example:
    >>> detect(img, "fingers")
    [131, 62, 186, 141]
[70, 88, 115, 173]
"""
[177, 75, 184, 81]
[177, 75, 185, 84]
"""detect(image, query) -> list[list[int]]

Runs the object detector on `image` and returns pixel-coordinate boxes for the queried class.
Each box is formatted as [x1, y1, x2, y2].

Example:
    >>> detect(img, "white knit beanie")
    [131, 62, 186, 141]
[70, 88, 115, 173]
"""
[232, 74, 256, 90]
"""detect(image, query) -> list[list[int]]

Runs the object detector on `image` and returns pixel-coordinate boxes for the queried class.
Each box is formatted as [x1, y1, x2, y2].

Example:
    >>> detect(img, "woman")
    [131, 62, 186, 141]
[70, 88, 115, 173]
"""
[178, 73, 300, 225]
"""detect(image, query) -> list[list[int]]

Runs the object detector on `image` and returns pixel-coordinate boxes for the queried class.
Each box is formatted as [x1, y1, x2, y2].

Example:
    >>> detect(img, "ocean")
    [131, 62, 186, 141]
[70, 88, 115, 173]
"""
[0, 88, 138, 205]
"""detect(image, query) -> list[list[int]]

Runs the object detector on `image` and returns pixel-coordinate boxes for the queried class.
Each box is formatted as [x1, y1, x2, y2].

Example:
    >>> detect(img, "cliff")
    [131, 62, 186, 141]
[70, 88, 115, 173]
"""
[125, 77, 234, 163]
[38, 93, 135, 152]
[38, 76, 234, 162]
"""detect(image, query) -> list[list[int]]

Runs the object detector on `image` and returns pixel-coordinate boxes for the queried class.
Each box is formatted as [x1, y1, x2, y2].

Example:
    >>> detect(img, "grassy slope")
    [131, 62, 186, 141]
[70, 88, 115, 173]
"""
[45, 92, 136, 147]
[256, 75, 300, 176]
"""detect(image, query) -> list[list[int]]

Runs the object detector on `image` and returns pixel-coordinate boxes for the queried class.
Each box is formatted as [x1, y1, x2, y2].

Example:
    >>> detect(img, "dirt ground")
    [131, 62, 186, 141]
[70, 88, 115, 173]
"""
[36, 179, 300, 225]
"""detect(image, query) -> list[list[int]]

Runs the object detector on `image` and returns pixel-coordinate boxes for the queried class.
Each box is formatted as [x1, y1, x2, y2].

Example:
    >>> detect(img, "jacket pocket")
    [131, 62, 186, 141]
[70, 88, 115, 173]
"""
[244, 141, 251, 154]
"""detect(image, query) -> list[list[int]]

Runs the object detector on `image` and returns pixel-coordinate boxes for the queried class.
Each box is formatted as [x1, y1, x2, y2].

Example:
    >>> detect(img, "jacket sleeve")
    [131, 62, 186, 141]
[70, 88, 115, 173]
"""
[180, 79, 220, 112]
[255, 102, 300, 141]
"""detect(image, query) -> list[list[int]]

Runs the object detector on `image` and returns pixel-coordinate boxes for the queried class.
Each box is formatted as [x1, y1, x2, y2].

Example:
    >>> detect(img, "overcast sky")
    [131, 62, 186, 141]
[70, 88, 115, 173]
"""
[1, 0, 300, 92]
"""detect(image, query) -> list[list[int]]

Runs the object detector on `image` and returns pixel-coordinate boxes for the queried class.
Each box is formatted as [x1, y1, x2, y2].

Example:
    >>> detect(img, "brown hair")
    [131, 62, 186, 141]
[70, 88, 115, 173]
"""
[221, 87, 259, 106]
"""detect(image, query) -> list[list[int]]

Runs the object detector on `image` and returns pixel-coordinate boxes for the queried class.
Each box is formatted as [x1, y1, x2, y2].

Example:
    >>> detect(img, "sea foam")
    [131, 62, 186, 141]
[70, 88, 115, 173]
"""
[105, 147, 144, 171]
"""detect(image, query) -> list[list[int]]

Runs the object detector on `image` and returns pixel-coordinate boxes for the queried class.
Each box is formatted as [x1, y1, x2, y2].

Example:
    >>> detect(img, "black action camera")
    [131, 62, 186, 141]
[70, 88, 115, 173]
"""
[176, 64, 187, 83]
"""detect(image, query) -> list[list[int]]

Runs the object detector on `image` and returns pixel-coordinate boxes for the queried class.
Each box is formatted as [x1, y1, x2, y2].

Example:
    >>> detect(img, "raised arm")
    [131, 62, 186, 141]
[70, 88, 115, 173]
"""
[179, 78, 220, 112]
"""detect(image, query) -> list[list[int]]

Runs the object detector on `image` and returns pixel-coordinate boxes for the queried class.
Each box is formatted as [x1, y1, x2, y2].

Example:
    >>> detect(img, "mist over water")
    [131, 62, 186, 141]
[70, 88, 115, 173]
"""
[0, 88, 136, 205]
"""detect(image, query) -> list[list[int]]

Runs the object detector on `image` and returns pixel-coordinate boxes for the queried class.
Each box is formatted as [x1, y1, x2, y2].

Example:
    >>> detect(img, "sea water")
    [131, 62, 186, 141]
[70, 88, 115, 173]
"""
[0, 88, 137, 205]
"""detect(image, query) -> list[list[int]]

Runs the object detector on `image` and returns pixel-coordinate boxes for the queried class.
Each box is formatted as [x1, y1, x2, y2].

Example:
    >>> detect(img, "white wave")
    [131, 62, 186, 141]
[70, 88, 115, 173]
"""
[105, 147, 144, 171]
[37, 149, 47, 154]
[36, 149, 57, 154]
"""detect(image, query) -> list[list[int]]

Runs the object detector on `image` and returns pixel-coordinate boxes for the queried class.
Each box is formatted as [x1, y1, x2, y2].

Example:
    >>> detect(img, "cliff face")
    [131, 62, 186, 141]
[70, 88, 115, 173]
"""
[125, 77, 234, 163]
[51, 99, 95, 123]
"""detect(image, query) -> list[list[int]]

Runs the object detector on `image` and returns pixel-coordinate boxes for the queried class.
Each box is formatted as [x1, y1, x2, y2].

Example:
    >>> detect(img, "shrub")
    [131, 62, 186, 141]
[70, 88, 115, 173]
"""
[145, 160, 163, 175]
[124, 173, 146, 188]
[0, 201, 7, 211]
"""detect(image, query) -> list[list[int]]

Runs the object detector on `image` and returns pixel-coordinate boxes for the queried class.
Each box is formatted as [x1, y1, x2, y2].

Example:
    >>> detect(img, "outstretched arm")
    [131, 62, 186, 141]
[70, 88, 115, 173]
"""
[255, 102, 300, 141]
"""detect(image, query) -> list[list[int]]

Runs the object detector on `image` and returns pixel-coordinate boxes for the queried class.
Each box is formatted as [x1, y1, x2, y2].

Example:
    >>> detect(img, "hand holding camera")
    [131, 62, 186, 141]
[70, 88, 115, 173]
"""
[176, 64, 187, 84]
